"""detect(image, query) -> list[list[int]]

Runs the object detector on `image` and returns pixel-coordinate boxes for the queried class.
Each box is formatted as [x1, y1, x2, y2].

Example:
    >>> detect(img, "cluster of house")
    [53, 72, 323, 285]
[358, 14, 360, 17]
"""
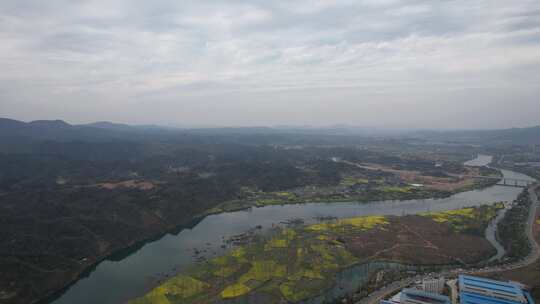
[381, 275, 534, 304]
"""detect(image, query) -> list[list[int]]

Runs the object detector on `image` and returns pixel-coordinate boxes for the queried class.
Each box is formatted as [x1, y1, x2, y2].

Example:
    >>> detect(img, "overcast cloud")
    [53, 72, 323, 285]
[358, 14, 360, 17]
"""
[1, 0, 539, 129]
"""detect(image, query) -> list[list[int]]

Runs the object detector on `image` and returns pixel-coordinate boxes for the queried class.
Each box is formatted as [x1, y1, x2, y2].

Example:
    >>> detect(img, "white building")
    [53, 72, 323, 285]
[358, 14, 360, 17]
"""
[422, 277, 446, 294]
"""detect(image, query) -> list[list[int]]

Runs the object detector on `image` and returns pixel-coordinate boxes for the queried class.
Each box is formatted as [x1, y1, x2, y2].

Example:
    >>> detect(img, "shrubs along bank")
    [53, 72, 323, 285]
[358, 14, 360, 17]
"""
[497, 189, 533, 262]
[130, 204, 503, 304]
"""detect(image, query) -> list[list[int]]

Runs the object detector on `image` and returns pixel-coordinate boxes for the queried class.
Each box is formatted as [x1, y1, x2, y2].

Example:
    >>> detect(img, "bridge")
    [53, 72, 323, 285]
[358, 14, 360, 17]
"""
[470, 175, 536, 188]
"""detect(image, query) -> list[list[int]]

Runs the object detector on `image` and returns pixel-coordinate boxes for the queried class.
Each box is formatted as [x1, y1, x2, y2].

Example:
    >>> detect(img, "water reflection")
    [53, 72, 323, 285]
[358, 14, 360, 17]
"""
[52, 155, 531, 304]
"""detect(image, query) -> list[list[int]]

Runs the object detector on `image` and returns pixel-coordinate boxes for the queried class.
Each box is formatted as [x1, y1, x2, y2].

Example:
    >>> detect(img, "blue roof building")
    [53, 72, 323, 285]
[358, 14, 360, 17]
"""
[459, 275, 534, 304]
[400, 288, 451, 304]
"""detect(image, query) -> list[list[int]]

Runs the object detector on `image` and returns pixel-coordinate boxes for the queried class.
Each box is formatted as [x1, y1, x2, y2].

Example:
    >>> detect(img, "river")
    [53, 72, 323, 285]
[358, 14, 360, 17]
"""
[50, 155, 536, 304]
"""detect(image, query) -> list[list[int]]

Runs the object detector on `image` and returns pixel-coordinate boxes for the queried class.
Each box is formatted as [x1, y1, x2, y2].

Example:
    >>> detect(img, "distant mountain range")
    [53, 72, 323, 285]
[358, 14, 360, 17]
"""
[0, 118, 177, 142]
[414, 126, 540, 145]
[0, 118, 119, 142]
[0, 118, 397, 140]
[1, 117, 539, 147]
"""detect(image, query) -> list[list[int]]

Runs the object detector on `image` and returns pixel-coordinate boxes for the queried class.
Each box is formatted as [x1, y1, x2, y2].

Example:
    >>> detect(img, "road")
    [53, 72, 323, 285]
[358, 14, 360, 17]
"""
[476, 185, 539, 272]
[358, 184, 539, 304]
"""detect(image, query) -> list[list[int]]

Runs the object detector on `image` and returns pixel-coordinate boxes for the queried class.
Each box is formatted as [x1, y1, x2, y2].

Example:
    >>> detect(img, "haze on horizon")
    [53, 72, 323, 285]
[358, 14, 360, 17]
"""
[1, 0, 540, 130]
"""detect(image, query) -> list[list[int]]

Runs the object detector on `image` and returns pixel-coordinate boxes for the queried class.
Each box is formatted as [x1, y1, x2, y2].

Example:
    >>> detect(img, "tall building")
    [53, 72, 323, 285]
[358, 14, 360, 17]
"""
[400, 288, 451, 304]
[423, 277, 446, 294]
[458, 275, 534, 304]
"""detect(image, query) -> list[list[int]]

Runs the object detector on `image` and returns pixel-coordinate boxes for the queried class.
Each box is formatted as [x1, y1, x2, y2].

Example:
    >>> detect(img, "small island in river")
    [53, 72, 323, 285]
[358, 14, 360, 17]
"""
[130, 204, 503, 304]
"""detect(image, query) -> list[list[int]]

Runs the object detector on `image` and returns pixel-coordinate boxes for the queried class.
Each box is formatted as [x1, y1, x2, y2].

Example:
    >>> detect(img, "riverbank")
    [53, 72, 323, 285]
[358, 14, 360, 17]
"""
[47, 179, 496, 303]
[129, 204, 503, 304]
[353, 184, 539, 304]
[486, 185, 540, 301]
[33, 214, 209, 304]
[200, 156, 500, 215]
[202, 178, 498, 216]
[48, 155, 525, 304]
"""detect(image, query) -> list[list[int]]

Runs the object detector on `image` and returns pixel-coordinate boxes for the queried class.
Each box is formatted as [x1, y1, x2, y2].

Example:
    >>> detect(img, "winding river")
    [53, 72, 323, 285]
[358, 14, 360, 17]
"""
[51, 155, 536, 304]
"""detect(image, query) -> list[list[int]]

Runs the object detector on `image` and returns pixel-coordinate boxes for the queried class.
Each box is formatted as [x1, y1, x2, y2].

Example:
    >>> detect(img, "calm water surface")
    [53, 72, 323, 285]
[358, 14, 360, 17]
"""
[51, 155, 535, 304]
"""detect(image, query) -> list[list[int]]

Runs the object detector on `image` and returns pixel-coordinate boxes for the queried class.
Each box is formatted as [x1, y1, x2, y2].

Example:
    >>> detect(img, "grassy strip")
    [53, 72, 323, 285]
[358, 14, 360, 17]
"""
[420, 203, 503, 235]
[130, 205, 502, 304]
[204, 178, 499, 216]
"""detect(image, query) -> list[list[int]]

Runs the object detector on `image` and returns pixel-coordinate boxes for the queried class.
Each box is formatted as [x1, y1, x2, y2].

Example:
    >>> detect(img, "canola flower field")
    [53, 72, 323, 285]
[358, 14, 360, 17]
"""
[130, 204, 503, 304]
[420, 202, 504, 233]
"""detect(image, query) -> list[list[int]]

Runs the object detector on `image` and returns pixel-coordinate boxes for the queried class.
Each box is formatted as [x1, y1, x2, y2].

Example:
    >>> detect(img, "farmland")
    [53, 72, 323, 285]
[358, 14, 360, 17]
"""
[0, 139, 500, 304]
[206, 162, 499, 214]
[130, 204, 502, 304]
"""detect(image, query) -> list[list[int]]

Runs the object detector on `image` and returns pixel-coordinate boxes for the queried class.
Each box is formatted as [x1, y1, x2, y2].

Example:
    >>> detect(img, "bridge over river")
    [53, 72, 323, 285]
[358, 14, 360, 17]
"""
[470, 175, 535, 188]
[49, 155, 536, 304]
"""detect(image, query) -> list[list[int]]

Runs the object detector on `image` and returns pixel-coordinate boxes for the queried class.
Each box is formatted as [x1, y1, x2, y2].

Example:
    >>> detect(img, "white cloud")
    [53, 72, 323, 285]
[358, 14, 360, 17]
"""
[0, 0, 539, 128]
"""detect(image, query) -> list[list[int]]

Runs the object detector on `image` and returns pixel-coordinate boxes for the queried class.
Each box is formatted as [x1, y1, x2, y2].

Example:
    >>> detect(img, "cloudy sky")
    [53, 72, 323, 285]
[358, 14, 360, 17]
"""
[1, 0, 539, 129]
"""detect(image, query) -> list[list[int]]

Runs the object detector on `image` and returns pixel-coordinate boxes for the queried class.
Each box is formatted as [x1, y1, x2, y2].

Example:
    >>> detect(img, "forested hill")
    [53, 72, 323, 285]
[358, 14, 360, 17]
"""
[0, 117, 173, 142]
[0, 118, 377, 154]
[3, 117, 539, 153]
[413, 126, 540, 145]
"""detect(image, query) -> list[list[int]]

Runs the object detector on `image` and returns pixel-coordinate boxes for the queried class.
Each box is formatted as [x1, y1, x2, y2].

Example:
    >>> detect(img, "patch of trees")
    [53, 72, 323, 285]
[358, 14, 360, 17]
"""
[498, 190, 532, 262]
[1, 128, 485, 304]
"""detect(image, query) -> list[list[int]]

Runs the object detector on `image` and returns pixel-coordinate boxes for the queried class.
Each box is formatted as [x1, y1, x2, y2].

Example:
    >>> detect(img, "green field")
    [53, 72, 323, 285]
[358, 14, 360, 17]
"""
[130, 205, 502, 304]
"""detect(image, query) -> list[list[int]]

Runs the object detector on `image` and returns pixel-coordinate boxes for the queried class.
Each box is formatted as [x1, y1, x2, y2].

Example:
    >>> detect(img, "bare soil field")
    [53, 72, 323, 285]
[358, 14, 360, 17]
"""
[357, 163, 483, 191]
[129, 205, 500, 304]
[346, 216, 494, 265]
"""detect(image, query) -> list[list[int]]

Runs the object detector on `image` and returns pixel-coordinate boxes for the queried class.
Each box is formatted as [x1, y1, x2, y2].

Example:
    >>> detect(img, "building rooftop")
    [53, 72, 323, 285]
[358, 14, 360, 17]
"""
[401, 288, 451, 304]
[458, 275, 533, 304]
[461, 291, 534, 304]
[459, 275, 522, 296]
